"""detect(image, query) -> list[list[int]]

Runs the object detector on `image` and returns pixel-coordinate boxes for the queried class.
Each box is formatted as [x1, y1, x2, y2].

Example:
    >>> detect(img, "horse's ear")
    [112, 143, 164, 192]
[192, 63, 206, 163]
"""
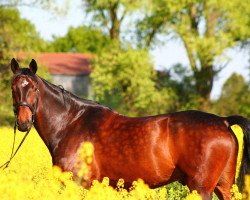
[29, 59, 37, 74]
[11, 58, 19, 74]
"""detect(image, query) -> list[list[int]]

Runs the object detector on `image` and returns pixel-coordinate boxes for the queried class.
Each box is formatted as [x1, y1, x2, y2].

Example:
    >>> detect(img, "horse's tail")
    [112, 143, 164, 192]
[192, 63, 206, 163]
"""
[226, 115, 250, 190]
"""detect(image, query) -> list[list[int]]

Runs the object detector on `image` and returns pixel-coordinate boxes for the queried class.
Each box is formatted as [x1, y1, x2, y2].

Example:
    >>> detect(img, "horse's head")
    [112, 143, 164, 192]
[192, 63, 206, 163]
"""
[10, 58, 39, 132]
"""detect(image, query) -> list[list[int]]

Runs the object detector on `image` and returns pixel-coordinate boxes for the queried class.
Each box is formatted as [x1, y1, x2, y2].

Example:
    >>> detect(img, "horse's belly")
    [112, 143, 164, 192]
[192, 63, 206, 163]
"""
[96, 161, 174, 188]
[90, 117, 175, 187]
[94, 146, 175, 188]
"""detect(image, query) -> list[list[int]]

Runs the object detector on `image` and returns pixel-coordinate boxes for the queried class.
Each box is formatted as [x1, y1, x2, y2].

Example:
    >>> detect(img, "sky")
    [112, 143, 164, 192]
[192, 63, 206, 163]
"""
[18, 0, 249, 99]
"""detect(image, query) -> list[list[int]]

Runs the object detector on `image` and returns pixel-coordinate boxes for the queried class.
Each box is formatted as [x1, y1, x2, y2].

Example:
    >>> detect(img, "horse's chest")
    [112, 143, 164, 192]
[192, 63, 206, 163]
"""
[53, 135, 84, 172]
[55, 154, 78, 172]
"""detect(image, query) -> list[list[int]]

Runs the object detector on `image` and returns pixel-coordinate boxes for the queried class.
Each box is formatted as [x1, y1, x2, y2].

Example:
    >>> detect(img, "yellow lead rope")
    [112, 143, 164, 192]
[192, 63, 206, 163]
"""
[231, 124, 244, 182]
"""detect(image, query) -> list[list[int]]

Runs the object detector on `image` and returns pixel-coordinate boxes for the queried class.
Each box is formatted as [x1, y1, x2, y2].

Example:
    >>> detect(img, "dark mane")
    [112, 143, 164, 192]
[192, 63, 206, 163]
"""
[39, 76, 113, 111]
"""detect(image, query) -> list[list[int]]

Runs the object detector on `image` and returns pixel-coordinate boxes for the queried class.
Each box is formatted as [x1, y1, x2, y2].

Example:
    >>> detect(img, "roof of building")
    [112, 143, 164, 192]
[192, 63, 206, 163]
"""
[17, 52, 92, 76]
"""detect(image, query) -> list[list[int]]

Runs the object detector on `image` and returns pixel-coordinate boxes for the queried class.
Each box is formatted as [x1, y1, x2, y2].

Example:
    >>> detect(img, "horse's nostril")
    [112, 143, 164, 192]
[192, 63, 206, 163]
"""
[17, 121, 31, 132]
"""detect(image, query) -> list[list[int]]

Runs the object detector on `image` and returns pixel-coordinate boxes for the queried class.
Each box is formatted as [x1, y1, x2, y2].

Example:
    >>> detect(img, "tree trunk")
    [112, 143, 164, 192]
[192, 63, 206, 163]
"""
[109, 3, 120, 40]
[194, 65, 214, 110]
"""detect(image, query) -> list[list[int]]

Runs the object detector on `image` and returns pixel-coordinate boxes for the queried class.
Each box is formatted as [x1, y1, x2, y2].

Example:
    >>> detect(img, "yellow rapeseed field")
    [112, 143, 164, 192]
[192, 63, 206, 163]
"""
[0, 127, 248, 200]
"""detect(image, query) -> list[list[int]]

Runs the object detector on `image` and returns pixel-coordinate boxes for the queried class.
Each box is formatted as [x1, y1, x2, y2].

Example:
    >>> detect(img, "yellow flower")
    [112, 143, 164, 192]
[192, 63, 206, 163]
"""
[231, 184, 242, 200]
[185, 190, 202, 200]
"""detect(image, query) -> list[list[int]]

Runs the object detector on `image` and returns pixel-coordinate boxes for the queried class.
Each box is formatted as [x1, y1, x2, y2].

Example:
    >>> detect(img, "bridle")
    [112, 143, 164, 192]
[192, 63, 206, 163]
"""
[0, 74, 39, 169]
[12, 74, 39, 125]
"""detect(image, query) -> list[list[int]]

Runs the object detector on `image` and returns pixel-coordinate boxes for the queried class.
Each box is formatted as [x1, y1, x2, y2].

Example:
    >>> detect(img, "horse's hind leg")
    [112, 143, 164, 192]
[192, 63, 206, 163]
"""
[187, 178, 213, 200]
[215, 175, 234, 200]
[215, 138, 237, 200]
[215, 185, 231, 200]
[186, 161, 234, 200]
[214, 162, 236, 200]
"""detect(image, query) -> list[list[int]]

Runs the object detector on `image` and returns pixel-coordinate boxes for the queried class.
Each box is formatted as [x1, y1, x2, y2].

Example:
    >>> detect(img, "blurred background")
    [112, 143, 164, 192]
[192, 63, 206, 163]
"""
[0, 0, 250, 126]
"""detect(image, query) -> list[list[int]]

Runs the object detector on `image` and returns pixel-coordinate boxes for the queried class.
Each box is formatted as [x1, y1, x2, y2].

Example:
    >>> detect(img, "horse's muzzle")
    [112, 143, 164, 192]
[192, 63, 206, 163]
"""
[16, 106, 33, 132]
[17, 121, 32, 132]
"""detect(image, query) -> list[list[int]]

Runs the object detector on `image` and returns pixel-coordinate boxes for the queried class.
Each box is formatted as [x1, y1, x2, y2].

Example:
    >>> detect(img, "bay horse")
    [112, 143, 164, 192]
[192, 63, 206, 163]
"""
[10, 58, 250, 200]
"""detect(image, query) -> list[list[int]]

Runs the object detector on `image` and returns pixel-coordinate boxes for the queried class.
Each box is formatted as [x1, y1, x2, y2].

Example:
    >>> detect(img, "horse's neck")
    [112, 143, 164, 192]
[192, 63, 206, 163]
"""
[34, 77, 83, 155]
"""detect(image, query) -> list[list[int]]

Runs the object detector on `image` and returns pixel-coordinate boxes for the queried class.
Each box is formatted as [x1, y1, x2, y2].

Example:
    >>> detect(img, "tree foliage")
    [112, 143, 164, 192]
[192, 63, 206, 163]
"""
[213, 73, 250, 117]
[0, 7, 47, 52]
[156, 64, 200, 111]
[82, 0, 142, 41]
[48, 26, 110, 53]
[138, 0, 250, 108]
[91, 44, 177, 116]
[0, 7, 50, 125]
[0, 7, 46, 88]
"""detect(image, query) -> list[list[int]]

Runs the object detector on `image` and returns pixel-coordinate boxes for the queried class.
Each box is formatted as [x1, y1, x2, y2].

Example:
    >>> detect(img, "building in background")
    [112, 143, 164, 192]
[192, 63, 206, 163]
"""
[18, 53, 92, 97]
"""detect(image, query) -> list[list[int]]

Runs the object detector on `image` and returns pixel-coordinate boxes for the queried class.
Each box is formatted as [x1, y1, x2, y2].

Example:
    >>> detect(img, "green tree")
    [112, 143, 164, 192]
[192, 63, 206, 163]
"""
[0, 7, 47, 89]
[91, 44, 177, 116]
[213, 73, 250, 116]
[157, 64, 200, 111]
[0, 7, 50, 125]
[138, 0, 250, 109]
[49, 26, 110, 53]
[82, 0, 142, 41]
[0, 8, 47, 52]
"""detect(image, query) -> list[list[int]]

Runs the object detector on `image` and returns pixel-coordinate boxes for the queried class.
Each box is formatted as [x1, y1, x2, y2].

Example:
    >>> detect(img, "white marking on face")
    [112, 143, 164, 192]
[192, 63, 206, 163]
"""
[21, 80, 29, 87]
